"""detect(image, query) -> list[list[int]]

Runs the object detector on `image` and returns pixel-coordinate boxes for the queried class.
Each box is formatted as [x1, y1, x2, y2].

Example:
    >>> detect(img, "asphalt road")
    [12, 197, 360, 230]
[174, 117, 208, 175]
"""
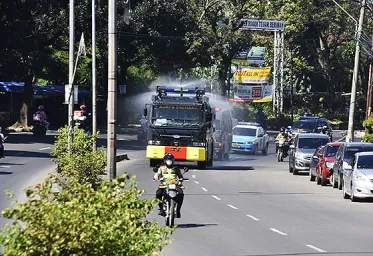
[1, 133, 373, 256]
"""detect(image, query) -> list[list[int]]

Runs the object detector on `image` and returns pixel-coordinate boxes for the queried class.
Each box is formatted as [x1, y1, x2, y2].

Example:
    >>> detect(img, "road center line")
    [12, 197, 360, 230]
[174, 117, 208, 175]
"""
[194, 181, 199, 184]
[228, 204, 238, 210]
[212, 195, 221, 201]
[38, 147, 51, 151]
[270, 228, 287, 236]
[0, 165, 11, 168]
[306, 244, 326, 253]
[201, 187, 208, 192]
[192, 175, 196, 179]
[246, 215, 260, 221]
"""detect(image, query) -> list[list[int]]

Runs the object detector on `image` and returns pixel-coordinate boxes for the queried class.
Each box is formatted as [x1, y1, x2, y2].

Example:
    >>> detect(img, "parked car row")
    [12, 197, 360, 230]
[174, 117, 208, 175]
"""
[287, 132, 373, 202]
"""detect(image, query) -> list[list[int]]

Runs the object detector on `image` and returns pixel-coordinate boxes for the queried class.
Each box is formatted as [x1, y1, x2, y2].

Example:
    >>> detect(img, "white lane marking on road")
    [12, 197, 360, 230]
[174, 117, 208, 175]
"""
[194, 181, 199, 184]
[212, 195, 221, 201]
[246, 215, 260, 221]
[306, 245, 326, 253]
[228, 204, 238, 210]
[38, 147, 51, 151]
[201, 187, 208, 192]
[0, 165, 11, 168]
[192, 175, 196, 179]
[270, 228, 287, 236]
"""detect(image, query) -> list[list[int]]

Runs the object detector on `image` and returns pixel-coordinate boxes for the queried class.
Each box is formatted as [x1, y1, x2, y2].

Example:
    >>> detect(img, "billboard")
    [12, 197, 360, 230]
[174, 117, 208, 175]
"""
[240, 19, 285, 32]
[229, 85, 273, 103]
[232, 67, 271, 84]
[232, 47, 266, 66]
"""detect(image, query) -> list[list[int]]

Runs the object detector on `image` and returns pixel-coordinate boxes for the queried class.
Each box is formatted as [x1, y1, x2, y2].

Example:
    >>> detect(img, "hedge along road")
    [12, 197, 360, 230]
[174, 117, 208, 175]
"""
[0, 131, 141, 231]
[119, 143, 373, 256]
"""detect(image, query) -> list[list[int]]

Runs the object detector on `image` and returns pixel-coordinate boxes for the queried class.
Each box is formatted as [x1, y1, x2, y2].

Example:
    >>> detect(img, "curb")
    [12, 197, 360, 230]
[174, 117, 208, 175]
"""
[116, 153, 130, 162]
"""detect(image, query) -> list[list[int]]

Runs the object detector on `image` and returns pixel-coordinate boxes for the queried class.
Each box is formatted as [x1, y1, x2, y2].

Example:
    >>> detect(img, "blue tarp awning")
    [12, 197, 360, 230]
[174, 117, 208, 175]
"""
[0, 82, 91, 96]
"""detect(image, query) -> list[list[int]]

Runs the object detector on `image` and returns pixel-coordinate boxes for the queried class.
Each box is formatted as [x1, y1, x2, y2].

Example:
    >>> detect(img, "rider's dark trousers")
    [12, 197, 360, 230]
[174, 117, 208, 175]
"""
[156, 187, 184, 212]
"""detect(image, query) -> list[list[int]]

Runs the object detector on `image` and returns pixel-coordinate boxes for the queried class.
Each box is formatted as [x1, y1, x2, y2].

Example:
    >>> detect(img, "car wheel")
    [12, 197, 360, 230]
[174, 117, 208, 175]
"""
[316, 174, 321, 185]
[309, 170, 316, 181]
[321, 170, 327, 186]
[350, 184, 358, 202]
[293, 168, 298, 175]
[342, 183, 350, 199]
[262, 143, 268, 155]
[338, 174, 343, 190]
[332, 173, 338, 188]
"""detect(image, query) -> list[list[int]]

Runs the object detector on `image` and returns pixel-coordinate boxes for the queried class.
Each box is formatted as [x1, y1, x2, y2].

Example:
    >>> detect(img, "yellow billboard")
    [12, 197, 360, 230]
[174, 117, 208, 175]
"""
[233, 67, 271, 84]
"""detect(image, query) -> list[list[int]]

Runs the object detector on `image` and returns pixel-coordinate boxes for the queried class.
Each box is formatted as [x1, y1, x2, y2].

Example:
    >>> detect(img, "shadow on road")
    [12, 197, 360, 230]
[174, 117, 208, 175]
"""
[0, 171, 12, 175]
[0, 162, 24, 166]
[175, 223, 218, 229]
[4, 133, 56, 145]
[212, 166, 255, 171]
[5, 150, 53, 159]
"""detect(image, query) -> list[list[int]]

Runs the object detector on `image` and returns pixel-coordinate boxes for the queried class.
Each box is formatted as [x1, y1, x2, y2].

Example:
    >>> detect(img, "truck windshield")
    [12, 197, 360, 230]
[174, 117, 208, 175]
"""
[151, 105, 203, 127]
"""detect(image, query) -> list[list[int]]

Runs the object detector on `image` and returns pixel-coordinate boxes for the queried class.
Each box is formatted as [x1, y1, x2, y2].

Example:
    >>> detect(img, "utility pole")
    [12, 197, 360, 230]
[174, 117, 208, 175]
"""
[347, 0, 366, 142]
[107, 0, 117, 181]
[92, 0, 97, 151]
[68, 0, 75, 152]
[365, 36, 373, 134]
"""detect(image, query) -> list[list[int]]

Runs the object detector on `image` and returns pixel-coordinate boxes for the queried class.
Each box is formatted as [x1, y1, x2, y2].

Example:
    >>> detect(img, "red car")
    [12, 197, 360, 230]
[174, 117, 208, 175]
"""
[316, 142, 343, 186]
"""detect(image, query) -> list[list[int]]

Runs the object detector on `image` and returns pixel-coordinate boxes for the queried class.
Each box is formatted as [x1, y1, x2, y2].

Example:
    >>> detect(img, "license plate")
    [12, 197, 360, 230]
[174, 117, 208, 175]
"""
[232, 144, 241, 148]
[168, 184, 176, 189]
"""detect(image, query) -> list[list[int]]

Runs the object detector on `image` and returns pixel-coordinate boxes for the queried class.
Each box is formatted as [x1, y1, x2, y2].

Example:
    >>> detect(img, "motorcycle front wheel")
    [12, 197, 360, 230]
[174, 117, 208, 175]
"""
[165, 199, 175, 227]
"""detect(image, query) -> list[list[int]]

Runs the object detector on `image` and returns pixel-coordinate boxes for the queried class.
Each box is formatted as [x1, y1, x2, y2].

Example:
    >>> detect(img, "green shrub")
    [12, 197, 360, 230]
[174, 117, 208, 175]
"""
[0, 173, 173, 256]
[51, 126, 106, 186]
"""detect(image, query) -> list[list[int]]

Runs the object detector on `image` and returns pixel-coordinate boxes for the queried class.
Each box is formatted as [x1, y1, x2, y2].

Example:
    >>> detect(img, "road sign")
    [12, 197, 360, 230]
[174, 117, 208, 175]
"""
[240, 19, 284, 32]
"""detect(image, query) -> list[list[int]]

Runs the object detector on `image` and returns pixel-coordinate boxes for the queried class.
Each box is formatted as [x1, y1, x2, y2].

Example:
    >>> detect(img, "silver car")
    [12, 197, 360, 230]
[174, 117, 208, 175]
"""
[289, 133, 330, 175]
[342, 152, 373, 202]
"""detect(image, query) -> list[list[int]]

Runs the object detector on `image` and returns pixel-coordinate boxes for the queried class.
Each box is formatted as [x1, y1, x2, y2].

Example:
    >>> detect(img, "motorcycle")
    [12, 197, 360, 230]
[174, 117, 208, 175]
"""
[32, 120, 47, 136]
[154, 167, 189, 227]
[275, 138, 289, 162]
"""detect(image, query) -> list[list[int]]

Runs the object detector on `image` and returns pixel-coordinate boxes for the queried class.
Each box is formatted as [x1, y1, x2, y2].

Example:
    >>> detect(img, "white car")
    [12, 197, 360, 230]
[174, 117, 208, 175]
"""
[342, 151, 373, 202]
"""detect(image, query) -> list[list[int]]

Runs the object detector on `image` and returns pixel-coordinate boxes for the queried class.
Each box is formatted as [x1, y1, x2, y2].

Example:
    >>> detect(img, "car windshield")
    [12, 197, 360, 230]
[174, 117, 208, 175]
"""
[345, 147, 373, 159]
[292, 120, 316, 130]
[151, 105, 203, 127]
[233, 127, 257, 137]
[325, 145, 340, 157]
[357, 155, 373, 169]
[298, 138, 329, 149]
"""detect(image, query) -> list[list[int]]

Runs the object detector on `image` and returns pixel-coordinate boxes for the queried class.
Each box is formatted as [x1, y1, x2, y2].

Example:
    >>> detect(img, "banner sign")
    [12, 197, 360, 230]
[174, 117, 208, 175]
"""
[240, 19, 285, 31]
[232, 67, 271, 84]
[229, 85, 273, 103]
[232, 47, 266, 65]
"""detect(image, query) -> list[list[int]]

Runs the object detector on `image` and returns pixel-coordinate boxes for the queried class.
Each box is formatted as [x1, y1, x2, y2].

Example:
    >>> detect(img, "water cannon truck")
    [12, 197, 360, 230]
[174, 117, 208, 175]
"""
[143, 86, 215, 169]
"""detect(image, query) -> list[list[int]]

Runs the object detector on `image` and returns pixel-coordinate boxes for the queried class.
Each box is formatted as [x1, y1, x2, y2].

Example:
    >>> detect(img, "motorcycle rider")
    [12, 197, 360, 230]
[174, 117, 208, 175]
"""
[154, 153, 185, 218]
[34, 105, 49, 130]
[276, 127, 290, 153]
[0, 127, 5, 158]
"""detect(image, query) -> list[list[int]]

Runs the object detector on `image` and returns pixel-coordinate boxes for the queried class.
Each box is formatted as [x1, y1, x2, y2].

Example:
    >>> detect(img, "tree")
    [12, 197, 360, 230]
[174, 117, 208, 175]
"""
[0, 173, 173, 255]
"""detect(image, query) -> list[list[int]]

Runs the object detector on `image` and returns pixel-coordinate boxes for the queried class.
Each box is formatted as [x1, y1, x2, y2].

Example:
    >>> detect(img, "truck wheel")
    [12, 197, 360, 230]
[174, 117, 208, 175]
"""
[197, 161, 207, 170]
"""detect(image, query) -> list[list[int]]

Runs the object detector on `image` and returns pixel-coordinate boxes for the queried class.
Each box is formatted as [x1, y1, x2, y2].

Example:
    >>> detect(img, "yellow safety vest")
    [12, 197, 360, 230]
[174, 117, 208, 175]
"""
[158, 166, 177, 188]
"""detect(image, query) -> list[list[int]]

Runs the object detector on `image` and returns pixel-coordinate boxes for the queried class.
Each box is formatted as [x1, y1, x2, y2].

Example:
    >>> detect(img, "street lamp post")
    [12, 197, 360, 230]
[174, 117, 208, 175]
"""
[346, 0, 366, 142]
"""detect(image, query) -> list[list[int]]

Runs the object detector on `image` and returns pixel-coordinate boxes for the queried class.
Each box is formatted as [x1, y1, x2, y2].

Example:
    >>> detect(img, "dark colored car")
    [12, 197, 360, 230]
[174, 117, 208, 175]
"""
[331, 142, 373, 190]
[291, 117, 333, 141]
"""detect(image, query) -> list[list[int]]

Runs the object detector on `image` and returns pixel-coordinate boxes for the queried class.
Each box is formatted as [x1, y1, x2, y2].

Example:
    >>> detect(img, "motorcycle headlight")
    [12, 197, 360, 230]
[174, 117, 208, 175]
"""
[326, 162, 334, 168]
[148, 140, 161, 145]
[193, 142, 206, 147]
[353, 171, 366, 181]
